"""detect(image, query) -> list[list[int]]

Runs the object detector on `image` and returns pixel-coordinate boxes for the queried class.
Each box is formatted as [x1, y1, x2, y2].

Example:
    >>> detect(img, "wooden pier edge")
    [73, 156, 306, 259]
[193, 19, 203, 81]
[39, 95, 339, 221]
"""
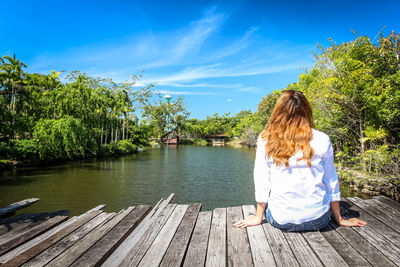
[0, 198, 40, 218]
[0, 195, 399, 266]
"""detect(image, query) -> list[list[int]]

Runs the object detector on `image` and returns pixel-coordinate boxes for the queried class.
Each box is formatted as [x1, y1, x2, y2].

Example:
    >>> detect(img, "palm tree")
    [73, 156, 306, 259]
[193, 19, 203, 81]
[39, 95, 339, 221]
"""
[0, 54, 27, 139]
[0, 54, 27, 113]
[361, 126, 388, 150]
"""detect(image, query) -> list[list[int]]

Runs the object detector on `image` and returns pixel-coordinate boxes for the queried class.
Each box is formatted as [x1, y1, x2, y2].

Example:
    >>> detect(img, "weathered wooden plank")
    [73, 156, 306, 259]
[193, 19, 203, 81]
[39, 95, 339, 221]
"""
[365, 198, 400, 218]
[138, 205, 188, 267]
[0, 205, 105, 264]
[344, 199, 400, 248]
[205, 208, 226, 267]
[0, 213, 47, 237]
[283, 232, 321, 267]
[347, 197, 400, 233]
[374, 195, 400, 212]
[1, 210, 102, 267]
[183, 211, 212, 267]
[226, 206, 253, 267]
[0, 211, 69, 243]
[22, 212, 112, 267]
[320, 224, 371, 266]
[302, 230, 348, 267]
[241, 205, 275, 267]
[47, 208, 134, 267]
[0, 198, 40, 218]
[0, 213, 40, 234]
[71, 205, 151, 267]
[329, 222, 395, 267]
[83, 204, 106, 212]
[350, 224, 400, 266]
[0, 213, 68, 256]
[160, 203, 201, 267]
[365, 198, 400, 217]
[0, 217, 79, 264]
[262, 223, 299, 266]
[338, 201, 400, 266]
[103, 195, 174, 267]
[117, 204, 177, 267]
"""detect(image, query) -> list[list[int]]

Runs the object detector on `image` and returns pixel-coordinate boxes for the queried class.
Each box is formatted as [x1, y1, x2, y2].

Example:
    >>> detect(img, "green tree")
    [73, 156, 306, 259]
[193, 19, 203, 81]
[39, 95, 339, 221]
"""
[257, 90, 280, 126]
[142, 95, 189, 139]
[33, 116, 97, 160]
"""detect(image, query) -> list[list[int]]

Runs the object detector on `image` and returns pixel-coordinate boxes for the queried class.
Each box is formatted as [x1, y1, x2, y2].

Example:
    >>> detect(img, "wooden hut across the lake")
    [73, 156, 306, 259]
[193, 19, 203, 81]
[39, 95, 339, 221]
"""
[210, 134, 229, 146]
[161, 130, 181, 145]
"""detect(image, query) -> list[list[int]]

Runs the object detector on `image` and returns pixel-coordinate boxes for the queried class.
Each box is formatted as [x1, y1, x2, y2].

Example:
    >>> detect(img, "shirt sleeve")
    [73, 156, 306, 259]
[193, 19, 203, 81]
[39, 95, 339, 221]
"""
[321, 139, 341, 202]
[254, 136, 271, 203]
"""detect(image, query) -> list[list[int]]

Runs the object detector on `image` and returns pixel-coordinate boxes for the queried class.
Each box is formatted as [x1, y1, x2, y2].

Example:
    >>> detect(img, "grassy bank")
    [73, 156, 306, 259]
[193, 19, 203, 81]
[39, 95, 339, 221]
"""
[0, 140, 144, 169]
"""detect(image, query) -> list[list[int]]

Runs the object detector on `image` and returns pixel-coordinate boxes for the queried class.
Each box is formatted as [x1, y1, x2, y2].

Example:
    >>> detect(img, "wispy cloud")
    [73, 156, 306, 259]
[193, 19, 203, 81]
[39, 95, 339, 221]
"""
[28, 4, 312, 97]
[207, 26, 259, 60]
[141, 7, 229, 68]
[165, 82, 243, 88]
[156, 90, 219, 95]
[142, 61, 305, 85]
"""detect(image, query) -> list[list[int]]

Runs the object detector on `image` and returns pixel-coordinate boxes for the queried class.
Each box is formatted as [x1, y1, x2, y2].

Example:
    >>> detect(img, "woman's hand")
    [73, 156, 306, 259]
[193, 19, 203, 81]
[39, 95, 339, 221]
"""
[330, 201, 367, 227]
[234, 202, 266, 228]
[233, 216, 262, 228]
[339, 217, 367, 227]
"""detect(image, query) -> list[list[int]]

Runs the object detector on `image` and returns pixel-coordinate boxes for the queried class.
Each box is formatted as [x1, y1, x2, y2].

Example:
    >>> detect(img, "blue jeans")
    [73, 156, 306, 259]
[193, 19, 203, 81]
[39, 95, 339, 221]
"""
[265, 208, 331, 232]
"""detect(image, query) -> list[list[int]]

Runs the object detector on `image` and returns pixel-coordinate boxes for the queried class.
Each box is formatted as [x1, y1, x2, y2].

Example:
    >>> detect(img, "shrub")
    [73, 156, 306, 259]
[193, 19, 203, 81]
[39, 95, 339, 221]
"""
[0, 141, 11, 159]
[179, 138, 208, 146]
[193, 139, 208, 146]
[11, 139, 40, 161]
[240, 127, 261, 147]
[117, 140, 138, 153]
[102, 143, 119, 155]
[352, 144, 400, 177]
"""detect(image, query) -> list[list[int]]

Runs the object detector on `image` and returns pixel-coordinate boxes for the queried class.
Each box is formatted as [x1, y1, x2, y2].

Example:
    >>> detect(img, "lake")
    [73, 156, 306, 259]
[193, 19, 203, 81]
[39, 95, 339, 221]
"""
[0, 145, 368, 215]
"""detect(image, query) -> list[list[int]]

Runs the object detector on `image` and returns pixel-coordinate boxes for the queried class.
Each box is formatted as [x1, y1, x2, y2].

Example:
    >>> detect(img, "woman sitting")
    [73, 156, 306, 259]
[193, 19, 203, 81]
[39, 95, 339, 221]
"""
[234, 90, 366, 231]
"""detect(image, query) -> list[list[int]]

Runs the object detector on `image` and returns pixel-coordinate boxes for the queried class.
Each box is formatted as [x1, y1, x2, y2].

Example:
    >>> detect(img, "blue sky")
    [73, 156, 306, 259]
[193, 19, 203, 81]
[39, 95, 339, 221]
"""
[1, 0, 399, 119]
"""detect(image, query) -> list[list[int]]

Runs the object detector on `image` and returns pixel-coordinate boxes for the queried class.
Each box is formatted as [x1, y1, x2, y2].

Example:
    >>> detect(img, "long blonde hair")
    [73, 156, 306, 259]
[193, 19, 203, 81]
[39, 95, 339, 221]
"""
[261, 90, 314, 167]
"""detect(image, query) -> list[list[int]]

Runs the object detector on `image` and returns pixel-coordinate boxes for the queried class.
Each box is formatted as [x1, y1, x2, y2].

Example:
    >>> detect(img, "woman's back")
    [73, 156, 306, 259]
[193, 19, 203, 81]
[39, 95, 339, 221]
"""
[255, 129, 340, 224]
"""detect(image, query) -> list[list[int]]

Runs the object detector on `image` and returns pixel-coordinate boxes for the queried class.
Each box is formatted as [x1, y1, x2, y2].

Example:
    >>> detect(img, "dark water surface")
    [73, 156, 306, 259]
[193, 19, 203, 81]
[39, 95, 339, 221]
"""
[0, 146, 369, 216]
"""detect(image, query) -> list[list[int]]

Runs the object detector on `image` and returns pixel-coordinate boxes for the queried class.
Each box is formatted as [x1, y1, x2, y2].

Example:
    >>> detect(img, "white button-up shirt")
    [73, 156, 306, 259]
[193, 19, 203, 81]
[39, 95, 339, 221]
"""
[254, 129, 341, 224]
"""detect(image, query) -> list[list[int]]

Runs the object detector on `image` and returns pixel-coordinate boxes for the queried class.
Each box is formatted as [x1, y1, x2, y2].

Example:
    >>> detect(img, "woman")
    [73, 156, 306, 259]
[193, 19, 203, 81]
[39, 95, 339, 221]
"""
[234, 90, 366, 231]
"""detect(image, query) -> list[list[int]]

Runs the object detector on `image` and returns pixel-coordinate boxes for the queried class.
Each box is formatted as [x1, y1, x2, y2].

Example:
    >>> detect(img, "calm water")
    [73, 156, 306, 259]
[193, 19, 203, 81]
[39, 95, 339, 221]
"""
[0, 146, 368, 216]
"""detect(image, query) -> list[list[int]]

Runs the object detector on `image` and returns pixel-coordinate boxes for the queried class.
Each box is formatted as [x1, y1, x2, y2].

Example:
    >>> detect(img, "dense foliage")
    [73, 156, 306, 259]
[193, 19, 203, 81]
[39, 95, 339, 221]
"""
[265, 31, 400, 177]
[0, 57, 154, 161]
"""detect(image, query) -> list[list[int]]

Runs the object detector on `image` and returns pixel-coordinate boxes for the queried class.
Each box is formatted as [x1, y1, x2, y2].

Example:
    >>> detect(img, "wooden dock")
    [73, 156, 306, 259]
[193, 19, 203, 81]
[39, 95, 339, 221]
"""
[1, 194, 400, 266]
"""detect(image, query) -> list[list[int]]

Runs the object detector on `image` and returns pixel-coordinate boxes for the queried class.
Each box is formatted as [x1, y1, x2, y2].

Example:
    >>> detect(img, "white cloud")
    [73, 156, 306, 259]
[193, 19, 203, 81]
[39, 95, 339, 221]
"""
[141, 7, 229, 68]
[207, 26, 259, 60]
[175, 11, 227, 57]
[156, 90, 219, 95]
[142, 61, 305, 85]
[166, 82, 243, 88]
